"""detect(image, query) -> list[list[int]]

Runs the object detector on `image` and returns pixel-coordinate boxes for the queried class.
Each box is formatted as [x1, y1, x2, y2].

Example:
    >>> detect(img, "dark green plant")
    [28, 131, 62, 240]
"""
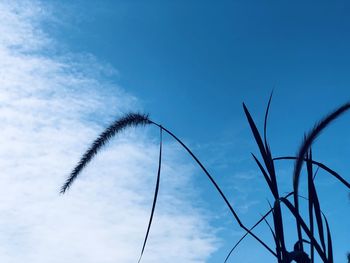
[61, 97, 350, 263]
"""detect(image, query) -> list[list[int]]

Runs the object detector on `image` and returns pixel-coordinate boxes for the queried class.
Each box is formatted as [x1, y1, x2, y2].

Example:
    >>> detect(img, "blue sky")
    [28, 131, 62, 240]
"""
[1, 0, 350, 262]
[47, 0, 350, 154]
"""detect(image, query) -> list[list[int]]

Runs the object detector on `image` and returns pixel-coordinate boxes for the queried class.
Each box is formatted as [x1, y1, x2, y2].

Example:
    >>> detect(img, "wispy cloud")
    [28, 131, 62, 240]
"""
[0, 1, 218, 262]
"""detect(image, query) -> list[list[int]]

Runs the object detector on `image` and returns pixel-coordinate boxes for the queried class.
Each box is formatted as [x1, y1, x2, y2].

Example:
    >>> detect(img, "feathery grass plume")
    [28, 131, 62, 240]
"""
[293, 102, 350, 249]
[293, 102, 350, 190]
[60, 113, 151, 193]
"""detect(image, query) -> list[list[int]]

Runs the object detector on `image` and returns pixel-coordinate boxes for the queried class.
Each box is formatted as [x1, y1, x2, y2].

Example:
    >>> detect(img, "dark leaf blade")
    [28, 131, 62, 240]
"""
[138, 127, 163, 263]
[243, 103, 268, 164]
[244, 102, 279, 197]
[323, 213, 333, 263]
[309, 172, 326, 254]
[61, 113, 151, 193]
[263, 90, 274, 149]
[306, 150, 315, 262]
[244, 102, 279, 196]
[313, 166, 320, 180]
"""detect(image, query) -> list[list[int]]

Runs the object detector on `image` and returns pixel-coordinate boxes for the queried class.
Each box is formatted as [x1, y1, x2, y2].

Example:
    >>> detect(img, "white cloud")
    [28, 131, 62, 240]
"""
[0, 1, 218, 262]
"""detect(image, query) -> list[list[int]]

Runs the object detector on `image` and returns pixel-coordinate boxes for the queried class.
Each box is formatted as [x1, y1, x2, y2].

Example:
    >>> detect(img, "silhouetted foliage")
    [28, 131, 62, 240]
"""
[61, 95, 350, 263]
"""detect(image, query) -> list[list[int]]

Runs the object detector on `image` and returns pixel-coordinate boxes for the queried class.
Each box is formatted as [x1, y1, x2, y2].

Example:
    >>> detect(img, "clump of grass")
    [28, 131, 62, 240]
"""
[61, 95, 350, 263]
[226, 95, 350, 263]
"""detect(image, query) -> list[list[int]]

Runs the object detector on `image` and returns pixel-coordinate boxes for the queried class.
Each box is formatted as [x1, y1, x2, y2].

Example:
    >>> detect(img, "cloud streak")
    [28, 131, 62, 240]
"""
[0, 1, 218, 262]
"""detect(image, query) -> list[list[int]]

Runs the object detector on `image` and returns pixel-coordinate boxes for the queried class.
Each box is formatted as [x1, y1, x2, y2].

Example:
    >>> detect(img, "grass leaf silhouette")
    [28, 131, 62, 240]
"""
[138, 127, 163, 263]
[263, 90, 273, 150]
[307, 150, 315, 262]
[244, 99, 287, 261]
[323, 213, 333, 263]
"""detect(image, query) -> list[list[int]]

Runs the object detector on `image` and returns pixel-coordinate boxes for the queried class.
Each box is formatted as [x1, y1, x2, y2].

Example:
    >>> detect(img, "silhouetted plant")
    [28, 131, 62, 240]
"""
[61, 95, 350, 263]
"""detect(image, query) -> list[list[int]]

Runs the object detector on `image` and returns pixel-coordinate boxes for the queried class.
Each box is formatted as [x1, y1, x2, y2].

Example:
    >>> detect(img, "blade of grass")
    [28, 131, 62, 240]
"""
[322, 213, 333, 263]
[306, 150, 315, 262]
[263, 90, 274, 150]
[243, 103, 271, 177]
[243, 102, 286, 260]
[308, 159, 326, 255]
[313, 166, 320, 180]
[138, 127, 163, 263]
[243, 101, 277, 188]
